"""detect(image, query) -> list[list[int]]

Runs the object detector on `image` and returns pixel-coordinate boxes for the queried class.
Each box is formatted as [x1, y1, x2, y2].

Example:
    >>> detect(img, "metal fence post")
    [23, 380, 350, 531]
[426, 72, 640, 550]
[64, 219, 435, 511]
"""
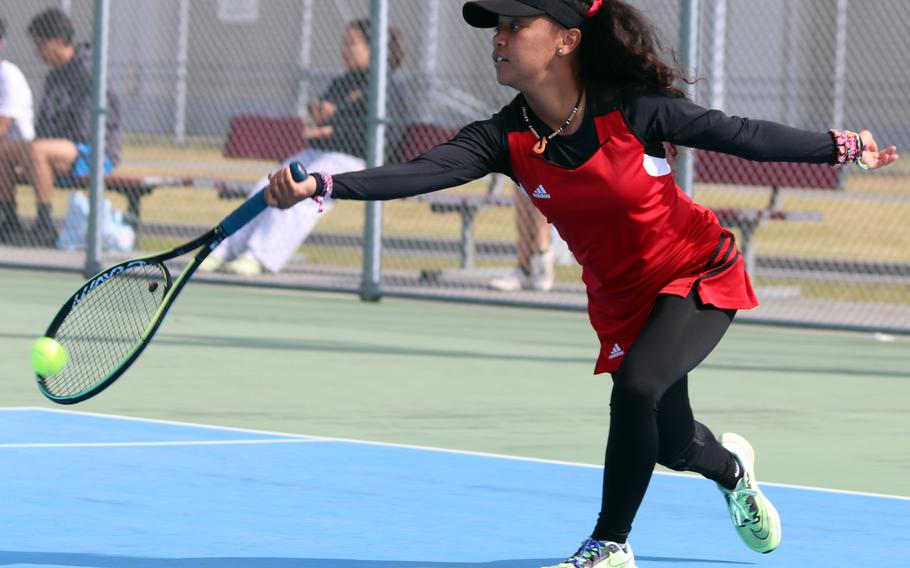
[709, 0, 727, 111]
[677, 0, 701, 198]
[295, 0, 314, 117]
[174, 0, 189, 145]
[832, 0, 849, 129]
[360, 0, 389, 302]
[85, 0, 111, 277]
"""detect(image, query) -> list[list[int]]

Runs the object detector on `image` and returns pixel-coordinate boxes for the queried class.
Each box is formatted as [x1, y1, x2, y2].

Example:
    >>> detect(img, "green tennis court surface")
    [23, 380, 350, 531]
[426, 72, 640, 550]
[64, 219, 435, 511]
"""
[1, 268, 908, 566]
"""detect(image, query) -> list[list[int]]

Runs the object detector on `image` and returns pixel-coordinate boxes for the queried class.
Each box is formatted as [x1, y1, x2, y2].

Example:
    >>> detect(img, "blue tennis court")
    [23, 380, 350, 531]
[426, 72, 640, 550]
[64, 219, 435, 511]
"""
[0, 407, 907, 567]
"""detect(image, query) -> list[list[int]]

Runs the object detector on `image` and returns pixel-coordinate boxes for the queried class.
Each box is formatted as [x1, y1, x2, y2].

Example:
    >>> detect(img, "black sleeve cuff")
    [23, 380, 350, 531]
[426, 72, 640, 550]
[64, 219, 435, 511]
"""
[312, 173, 326, 198]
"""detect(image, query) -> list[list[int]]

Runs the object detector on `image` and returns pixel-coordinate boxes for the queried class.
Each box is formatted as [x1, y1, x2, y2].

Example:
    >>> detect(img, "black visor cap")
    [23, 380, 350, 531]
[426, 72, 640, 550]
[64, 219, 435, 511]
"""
[463, 0, 585, 30]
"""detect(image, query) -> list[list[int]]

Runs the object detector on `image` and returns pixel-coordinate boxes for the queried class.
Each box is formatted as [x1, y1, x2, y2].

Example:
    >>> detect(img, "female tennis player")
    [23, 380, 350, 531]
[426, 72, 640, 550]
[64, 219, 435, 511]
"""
[266, 1, 898, 566]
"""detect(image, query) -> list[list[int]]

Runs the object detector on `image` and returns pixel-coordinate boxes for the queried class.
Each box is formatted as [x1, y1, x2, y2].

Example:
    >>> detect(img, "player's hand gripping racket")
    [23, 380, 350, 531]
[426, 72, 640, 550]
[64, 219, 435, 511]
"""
[35, 162, 309, 404]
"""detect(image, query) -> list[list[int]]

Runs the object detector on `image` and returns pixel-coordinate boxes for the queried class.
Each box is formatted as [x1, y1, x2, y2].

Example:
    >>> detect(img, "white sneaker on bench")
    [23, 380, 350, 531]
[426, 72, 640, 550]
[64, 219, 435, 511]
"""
[489, 249, 555, 292]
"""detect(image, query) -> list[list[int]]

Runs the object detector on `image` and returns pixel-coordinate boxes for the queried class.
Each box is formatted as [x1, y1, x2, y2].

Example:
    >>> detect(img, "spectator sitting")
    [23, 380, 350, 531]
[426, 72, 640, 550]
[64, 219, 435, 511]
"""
[0, 7, 121, 247]
[200, 19, 405, 276]
[0, 15, 36, 243]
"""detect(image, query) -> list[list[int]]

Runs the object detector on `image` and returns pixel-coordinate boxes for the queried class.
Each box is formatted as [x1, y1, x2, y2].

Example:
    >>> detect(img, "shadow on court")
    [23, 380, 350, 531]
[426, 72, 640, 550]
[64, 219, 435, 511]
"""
[0, 552, 755, 567]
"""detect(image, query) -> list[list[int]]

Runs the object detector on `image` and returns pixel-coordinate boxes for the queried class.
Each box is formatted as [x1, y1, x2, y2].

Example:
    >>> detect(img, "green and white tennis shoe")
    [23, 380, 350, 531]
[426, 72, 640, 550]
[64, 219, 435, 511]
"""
[717, 432, 782, 554]
[542, 538, 637, 568]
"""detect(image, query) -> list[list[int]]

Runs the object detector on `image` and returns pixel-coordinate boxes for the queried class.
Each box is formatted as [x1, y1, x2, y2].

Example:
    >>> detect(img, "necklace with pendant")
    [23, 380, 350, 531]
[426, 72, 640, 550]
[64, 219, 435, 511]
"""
[522, 90, 584, 155]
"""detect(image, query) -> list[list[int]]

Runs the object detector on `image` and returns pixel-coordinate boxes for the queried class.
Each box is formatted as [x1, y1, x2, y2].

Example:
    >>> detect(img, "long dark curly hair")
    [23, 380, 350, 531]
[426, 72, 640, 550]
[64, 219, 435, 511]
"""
[563, 0, 692, 98]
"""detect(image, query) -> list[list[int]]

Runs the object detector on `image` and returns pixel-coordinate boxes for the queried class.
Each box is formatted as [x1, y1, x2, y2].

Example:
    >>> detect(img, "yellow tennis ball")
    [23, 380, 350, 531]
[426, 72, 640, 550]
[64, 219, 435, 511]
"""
[30, 337, 68, 377]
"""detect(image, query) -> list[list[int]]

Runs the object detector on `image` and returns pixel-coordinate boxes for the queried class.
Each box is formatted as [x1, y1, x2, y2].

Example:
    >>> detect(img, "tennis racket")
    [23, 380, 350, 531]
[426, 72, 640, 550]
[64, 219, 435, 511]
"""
[35, 161, 308, 404]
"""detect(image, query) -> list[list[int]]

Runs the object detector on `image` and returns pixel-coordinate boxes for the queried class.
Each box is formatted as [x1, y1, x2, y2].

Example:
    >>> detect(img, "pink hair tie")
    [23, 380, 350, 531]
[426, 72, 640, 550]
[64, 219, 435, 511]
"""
[585, 0, 605, 17]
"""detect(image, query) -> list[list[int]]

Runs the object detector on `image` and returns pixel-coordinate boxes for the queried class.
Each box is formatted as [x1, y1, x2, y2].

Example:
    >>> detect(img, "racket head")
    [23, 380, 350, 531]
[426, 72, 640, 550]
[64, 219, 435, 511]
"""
[35, 164, 278, 404]
[37, 257, 174, 404]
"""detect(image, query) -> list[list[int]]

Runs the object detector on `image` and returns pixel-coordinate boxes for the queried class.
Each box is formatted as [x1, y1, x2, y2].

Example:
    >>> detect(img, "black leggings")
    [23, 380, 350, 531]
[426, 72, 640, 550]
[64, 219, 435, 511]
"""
[591, 291, 739, 543]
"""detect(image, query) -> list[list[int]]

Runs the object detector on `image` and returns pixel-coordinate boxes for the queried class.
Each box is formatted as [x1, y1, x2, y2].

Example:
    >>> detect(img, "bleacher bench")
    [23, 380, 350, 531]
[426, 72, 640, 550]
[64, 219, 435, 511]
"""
[45, 173, 194, 225]
[40, 115, 309, 230]
[393, 123, 513, 269]
[695, 151, 839, 272]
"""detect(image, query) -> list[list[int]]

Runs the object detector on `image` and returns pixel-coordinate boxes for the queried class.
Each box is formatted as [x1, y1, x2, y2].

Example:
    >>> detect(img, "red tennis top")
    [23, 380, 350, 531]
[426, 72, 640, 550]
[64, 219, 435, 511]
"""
[329, 83, 837, 373]
[508, 110, 756, 372]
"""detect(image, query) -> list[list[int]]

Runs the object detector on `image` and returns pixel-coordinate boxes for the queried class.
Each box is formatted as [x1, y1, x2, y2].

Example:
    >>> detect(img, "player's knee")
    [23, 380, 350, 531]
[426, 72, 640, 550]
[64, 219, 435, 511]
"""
[613, 356, 672, 402]
[609, 374, 662, 414]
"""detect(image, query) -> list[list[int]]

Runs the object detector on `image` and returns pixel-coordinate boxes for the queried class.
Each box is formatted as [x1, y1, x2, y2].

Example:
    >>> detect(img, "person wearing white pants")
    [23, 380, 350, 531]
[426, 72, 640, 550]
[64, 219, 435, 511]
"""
[200, 19, 404, 276]
[201, 149, 364, 275]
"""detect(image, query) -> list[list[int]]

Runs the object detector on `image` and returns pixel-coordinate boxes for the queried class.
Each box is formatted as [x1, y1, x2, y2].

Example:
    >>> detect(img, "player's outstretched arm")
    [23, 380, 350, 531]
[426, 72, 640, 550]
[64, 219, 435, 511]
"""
[265, 116, 508, 208]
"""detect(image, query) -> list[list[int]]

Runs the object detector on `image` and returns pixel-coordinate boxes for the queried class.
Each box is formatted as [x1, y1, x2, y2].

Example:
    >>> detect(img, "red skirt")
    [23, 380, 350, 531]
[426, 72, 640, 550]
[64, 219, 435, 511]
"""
[589, 230, 758, 374]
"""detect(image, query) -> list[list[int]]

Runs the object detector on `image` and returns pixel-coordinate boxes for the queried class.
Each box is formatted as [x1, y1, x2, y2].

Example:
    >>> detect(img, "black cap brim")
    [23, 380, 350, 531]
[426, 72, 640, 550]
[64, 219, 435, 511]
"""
[463, 0, 546, 28]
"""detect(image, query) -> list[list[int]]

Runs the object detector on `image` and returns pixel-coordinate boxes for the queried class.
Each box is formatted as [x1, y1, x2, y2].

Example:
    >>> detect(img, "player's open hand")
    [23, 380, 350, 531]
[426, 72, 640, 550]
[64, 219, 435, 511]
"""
[265, 165, 316, 209]
[859, 130, 899, 170]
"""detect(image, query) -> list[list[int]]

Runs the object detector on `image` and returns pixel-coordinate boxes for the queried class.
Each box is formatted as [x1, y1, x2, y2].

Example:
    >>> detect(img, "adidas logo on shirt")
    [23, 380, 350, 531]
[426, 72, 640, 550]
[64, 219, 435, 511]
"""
[532, 184, 551, 199]
[608, 343, 625, 360]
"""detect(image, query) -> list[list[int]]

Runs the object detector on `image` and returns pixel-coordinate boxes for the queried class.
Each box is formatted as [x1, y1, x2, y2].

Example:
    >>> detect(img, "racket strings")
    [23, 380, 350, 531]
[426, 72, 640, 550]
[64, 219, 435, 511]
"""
[41, 263, 168, 397]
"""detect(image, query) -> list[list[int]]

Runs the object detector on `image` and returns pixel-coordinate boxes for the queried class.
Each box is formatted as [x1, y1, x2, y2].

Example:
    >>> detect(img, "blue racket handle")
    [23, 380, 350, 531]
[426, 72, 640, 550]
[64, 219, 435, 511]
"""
[220, 162, 309, 236]
[290, 160, 308, 182]
[220, 190, 266, 236]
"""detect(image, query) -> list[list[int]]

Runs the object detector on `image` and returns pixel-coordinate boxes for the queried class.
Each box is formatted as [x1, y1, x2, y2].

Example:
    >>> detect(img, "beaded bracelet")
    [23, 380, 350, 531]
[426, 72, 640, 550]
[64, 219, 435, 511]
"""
[829, 129, 847, 166]
[313, 172, 334, 212]
[829, 129, 866, 168]
[846, 132, 860, 163]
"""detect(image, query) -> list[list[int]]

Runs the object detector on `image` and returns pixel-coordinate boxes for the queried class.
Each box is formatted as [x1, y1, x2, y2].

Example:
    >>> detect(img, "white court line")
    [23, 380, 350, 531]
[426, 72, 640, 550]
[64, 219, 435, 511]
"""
[9, 406, 910, 503]
[0, 438, 323, 449]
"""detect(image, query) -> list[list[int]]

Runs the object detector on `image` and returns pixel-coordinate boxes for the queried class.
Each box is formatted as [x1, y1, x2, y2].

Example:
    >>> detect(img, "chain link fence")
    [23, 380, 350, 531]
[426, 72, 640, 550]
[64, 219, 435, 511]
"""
[1, 0, 909, 332]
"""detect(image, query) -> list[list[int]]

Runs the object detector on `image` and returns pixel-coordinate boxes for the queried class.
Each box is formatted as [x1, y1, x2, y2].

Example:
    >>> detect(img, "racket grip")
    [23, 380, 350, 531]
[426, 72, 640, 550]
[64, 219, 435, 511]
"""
[220, 162, 308, 236]
[290, 161, 308, 182]
[220, 190, 267, 236]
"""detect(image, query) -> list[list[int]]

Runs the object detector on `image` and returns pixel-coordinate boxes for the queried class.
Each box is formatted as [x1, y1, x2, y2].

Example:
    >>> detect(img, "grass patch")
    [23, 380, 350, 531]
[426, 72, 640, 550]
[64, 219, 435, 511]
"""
[753, 276, 910, 304]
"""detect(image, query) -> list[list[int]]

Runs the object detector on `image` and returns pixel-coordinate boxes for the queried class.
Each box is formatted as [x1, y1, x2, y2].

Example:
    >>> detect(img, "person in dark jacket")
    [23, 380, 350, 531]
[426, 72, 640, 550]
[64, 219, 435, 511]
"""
[0, 7, 121, 246]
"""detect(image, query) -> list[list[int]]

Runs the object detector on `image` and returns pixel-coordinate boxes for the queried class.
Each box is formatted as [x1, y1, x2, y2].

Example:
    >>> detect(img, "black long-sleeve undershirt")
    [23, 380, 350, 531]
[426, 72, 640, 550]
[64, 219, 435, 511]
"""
[326, 85, 837, 201]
